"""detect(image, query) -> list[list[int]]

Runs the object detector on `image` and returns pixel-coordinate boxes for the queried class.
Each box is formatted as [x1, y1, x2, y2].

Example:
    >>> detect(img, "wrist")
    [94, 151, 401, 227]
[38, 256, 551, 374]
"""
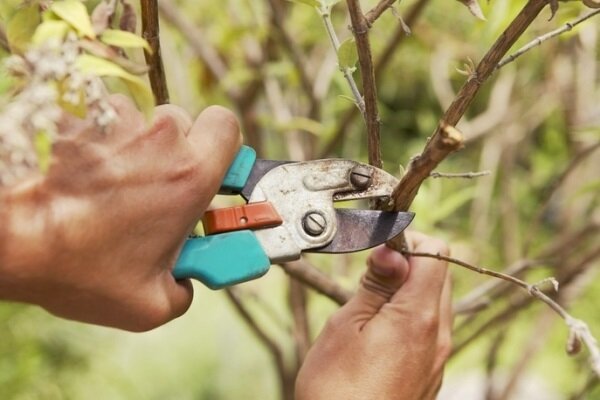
[0, 179, 52, 302]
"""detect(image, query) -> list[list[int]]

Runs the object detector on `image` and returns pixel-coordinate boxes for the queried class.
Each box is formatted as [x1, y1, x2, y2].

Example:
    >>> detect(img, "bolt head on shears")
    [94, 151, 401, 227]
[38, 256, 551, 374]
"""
[246, 159, 412, 263]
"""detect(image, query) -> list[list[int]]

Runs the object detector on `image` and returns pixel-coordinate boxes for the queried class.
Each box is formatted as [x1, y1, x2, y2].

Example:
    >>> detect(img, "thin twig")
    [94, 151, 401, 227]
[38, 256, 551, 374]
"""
[141, 0, 169, 104]
[280, 259, 352, 306]
[497, 9, 600, 70]
[365, 0, 398, 25]
[390, 0, 548, 212]
[453, 246, 600, 355]
[320, 7, 365, 114]
[346, 0, 383, 168]
[406, 250, 600, 376]
[430, 170, 491, 179]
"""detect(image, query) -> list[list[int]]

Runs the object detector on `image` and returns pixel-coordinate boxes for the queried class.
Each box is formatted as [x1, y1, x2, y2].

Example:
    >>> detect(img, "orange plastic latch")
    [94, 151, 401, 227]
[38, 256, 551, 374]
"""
[202, 201, 283, 235]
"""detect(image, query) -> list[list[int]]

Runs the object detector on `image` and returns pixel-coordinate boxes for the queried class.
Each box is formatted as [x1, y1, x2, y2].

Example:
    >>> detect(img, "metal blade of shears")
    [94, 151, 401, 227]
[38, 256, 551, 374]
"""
[308, 209, 414, 253]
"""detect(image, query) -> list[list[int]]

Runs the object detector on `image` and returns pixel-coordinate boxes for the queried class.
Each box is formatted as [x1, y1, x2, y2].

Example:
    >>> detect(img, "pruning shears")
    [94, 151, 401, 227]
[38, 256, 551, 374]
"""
[173, 146, 414, 289]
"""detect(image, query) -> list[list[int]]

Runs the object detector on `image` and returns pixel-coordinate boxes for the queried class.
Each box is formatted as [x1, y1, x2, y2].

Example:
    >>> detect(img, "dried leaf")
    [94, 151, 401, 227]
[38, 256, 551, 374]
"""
[337, 38, 358, 70]
[91, 0, 117, 35]
[119, 0, 137, 33]
[583, 0, 600, 7]
[50, 0, 96, 38]
[457, 0, 486, 20]
[6, 4, 41, 54]
[100, 29, 151, 52]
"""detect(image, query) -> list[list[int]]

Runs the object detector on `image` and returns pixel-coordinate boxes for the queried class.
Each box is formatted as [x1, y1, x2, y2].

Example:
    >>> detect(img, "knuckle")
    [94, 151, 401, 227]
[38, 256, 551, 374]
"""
[204, 105, 241, 136]
[416, 310, 440, 335]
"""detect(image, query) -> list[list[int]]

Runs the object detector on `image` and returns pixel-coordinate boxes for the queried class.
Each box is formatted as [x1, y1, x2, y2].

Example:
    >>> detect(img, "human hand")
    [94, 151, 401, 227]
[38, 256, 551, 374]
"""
[0, 95, 241, 331]
[296, 232, 452, 400]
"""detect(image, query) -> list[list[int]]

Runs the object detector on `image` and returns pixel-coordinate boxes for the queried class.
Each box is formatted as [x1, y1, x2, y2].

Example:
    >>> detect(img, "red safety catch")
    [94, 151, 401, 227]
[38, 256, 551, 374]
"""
[202, 201, 283, 235]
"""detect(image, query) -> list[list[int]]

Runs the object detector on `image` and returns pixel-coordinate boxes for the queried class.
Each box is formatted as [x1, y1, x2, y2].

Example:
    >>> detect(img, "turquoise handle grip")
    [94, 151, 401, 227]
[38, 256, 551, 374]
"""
[173, 231, 271, 289]
[220, 145, 256, 194]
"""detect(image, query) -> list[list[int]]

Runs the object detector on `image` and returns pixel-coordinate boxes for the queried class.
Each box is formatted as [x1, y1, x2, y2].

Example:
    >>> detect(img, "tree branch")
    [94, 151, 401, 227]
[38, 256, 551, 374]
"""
[225, 288, 295, 400]
[279, 259, 352, 305]
[141, 0, 169, 105]
[497, 9, 600, 70]
[365, 0, 397, 25]
[346, 0, 382, 168]
[390, 0, 548, 213]
[405, 250, 600, 376]
[430, 170, 491, 179]
[319, 0, 430, 158]
[320, 8, 365, 114]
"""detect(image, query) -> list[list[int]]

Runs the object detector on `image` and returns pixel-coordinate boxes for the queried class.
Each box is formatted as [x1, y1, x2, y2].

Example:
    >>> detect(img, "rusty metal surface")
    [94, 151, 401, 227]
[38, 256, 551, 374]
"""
[247, 159, 411, 263]
[241, 159, 291, 200]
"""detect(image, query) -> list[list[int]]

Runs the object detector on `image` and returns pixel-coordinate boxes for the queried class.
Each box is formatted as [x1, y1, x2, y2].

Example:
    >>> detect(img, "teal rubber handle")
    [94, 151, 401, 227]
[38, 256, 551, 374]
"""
[219, 145, 256, 194]
[173, 231, 271, 289]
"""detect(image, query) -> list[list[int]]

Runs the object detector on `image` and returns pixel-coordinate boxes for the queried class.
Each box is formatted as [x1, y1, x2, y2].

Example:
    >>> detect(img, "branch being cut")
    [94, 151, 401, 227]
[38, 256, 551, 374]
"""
[141, 0, 169, 105]
[390, 0, 548, 213]
[405, 251, 600, 377]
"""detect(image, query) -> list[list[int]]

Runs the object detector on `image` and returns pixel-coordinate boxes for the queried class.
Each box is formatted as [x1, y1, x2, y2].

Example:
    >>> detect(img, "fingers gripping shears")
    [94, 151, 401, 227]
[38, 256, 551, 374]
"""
[173, 146, 414, 289]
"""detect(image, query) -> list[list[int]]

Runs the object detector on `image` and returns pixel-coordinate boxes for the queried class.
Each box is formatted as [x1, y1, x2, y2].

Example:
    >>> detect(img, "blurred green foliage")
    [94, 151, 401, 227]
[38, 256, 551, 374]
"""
[1, 0, 599, 398]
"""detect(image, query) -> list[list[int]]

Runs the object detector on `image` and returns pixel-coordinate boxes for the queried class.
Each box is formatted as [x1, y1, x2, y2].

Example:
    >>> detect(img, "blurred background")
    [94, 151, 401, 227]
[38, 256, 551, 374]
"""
[0, 0, 598, 398]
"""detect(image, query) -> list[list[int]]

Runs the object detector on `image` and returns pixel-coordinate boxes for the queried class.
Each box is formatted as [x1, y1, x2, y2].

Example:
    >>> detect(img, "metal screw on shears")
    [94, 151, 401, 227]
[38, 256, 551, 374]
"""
[350, 165, 373, 189]
[303, 212, 327, 236]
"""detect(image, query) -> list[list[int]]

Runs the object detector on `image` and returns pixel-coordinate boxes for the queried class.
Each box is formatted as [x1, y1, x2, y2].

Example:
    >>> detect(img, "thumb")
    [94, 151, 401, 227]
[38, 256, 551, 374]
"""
[337, 245, 410, 326]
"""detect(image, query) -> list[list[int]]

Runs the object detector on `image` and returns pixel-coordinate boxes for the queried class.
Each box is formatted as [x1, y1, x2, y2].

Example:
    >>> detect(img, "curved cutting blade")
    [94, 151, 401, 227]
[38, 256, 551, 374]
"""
[308, 210, 414, 254]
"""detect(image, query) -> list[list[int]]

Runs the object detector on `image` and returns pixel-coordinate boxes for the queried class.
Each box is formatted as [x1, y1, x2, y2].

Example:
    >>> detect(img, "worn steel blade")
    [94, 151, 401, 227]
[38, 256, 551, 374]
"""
[308, 210, 414, 254]
[241, 159, 292, 200]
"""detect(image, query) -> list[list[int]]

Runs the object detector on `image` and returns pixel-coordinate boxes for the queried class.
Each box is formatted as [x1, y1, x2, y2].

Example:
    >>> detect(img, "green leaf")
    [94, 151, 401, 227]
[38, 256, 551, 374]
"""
[100, 29, 151, 52]
[34, 131, 52, 173]
[322, 0, 342, 6]
[50, 0, 95, 38]
[32, 20, 70, 45]
[337, 38, 358, 70]
[75, 54, 154, 117]
[6, 5, 41, 54]
[287, 0, 321, 8]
